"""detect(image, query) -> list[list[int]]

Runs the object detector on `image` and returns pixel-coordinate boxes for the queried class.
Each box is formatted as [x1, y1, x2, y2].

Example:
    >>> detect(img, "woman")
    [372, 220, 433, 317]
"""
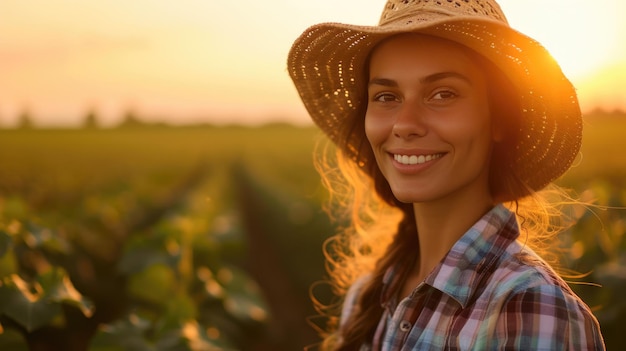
[288, 0, 605, 350]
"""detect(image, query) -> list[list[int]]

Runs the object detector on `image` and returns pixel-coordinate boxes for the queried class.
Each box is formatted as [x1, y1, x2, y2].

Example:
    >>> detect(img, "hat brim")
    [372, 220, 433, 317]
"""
[288, 15, 582, 192]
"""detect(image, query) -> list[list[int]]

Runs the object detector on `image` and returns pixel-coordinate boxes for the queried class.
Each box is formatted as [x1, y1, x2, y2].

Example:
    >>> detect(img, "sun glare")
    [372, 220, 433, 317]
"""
[0, 0, 624, 126]
[543, 16, 618, 80]
[500, 0, 622, 81]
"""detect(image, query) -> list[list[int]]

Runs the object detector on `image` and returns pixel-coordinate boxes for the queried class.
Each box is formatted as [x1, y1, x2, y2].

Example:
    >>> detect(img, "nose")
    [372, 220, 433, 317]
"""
[392, 101, 427, 139]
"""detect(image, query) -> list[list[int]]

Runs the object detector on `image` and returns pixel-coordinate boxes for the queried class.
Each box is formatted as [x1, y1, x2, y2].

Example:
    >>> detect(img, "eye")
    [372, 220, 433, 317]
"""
[430, 90, 458, 101]
[372, 92, 399, 103]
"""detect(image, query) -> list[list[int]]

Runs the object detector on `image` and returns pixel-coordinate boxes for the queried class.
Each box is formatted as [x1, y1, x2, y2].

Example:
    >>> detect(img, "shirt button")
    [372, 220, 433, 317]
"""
[399, 321, 412, 332]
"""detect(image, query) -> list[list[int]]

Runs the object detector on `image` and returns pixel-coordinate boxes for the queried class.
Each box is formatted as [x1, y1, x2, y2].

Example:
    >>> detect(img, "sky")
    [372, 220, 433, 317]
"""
[1, 0, 625, 127]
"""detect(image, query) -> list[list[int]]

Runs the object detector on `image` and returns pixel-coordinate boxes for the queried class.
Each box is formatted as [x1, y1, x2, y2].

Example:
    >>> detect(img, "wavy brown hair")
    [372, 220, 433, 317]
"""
[308, 34, 579, 350]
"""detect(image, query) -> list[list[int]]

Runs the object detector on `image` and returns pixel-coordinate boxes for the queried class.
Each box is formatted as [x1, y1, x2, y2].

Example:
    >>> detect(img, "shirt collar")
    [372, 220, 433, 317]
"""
[382, 204, 519, 308]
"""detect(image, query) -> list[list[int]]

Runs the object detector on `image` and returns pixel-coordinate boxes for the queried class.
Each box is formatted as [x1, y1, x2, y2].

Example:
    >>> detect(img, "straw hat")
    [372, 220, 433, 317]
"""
[287, 0, 582, 193]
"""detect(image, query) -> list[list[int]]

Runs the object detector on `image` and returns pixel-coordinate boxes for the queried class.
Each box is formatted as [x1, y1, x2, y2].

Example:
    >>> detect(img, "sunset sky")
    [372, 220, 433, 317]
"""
[1, 0, 625, 127]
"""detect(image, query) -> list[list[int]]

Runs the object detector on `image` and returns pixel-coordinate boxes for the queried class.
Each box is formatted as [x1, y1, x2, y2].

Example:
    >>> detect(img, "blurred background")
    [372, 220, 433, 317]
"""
[0, 0, 625, 350]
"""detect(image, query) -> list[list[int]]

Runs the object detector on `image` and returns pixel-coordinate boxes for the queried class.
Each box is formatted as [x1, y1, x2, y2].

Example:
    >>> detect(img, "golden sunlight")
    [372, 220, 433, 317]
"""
[0, 0, 624, 126]
[499, 0, 624, 81]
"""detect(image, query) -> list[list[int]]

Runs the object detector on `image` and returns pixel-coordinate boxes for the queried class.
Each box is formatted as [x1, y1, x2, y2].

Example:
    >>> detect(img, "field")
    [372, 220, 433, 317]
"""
[0, 114, 625, 350]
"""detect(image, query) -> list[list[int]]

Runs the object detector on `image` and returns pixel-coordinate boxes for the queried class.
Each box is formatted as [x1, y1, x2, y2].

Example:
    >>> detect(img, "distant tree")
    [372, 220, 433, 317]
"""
[610, 108, 626, 116]
[118, 108, 144, 128]
[82, 109, 100, 129]
[587, 106, 626, 119]
[17, 109, 34, 129]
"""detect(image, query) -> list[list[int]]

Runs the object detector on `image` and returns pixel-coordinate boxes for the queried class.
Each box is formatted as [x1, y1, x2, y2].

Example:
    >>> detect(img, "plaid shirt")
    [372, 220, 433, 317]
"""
[342, 204, 605, 350]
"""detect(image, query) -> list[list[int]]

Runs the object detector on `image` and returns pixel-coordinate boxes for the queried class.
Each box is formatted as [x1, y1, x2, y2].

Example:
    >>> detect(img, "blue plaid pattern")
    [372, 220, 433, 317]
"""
[342, 204, 605, 350]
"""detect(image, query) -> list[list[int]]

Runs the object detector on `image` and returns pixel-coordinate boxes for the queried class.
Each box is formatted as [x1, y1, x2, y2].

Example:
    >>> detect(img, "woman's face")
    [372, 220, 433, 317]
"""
[365, 34, 495, 206]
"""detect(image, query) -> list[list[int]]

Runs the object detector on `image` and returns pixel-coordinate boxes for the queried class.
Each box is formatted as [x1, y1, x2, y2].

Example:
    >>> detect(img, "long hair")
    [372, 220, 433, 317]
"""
[309, 35, 580, 350]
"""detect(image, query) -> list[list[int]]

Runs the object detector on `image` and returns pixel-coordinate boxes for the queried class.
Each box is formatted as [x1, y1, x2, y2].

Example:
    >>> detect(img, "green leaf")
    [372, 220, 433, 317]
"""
[93, 318, 229, 351]
[0, 230, 11, 257]
[89, 314, 153, 351]
[158, 294, 197, 332]
[127, 264, 176, 304]
[118, 247, 178, 275]
[38, 267, 94, 317]
[0, 248, 17, 279]
[0, 327, 29, 351]
[0, 269, 93, 331]
[216, 266, 268, 323]
[178, 321, 234, 351]
[0, 275, 62, 332]
[21, 223, 70, 255]
[153, 330, 189, 351]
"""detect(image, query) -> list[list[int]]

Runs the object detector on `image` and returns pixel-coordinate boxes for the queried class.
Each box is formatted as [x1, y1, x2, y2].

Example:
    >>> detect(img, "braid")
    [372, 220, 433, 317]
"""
[336, 209, 417, 349]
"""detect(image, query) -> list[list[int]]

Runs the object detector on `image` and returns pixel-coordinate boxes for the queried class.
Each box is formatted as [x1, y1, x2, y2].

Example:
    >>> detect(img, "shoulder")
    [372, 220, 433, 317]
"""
[340, 274, 370, 329]
[494, 282, 605, 350]
[491, 245, 598, 324]
[487, 242, 579, 299]
[486, 248, 605, 350]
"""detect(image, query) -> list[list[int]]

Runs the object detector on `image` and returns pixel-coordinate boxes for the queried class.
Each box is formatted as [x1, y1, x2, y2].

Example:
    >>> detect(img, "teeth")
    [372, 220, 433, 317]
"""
[394, 153, 442, 165]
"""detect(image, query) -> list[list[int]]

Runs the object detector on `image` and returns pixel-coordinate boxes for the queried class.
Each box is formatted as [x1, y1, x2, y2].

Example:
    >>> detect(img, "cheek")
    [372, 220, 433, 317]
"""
[456, 102, 492, 145]
[465, 118, 495, 162]
[364, 112, 377, 147]
[364, 111, 390, 148]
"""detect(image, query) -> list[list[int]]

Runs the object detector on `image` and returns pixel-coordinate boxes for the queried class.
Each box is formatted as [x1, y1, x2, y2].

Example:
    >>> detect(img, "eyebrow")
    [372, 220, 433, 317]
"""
[368, 71, 473, 87]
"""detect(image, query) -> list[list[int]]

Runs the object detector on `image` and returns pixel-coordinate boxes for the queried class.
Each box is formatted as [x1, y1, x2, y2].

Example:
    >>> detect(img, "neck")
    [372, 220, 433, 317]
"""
[411, 188, 495, 281]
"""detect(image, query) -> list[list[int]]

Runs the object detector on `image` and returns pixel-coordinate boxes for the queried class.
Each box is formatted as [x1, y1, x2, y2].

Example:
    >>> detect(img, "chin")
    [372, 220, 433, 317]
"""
[391, 192, 426, 204]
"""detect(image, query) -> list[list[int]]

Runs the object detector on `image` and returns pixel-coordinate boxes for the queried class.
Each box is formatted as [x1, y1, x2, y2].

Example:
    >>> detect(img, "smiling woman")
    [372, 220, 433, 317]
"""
[365, 34, 494, 207]
[287, 0, 606, 349]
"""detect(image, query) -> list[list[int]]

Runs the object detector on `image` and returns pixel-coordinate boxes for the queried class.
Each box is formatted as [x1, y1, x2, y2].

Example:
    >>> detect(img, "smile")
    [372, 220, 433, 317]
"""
[393, 153, 443, 165]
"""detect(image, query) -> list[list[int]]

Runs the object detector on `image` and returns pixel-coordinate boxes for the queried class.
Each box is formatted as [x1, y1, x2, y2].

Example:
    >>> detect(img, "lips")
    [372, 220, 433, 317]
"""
[393, 153, 444, 165]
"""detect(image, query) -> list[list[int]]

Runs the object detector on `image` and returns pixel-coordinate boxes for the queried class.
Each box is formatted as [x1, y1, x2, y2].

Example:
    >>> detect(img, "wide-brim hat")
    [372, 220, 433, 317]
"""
[287, 0, 582, 192]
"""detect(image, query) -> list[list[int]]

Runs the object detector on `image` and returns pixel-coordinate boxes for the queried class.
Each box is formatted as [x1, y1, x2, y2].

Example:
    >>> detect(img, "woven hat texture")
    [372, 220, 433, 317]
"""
[287, 0, 582, 192]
